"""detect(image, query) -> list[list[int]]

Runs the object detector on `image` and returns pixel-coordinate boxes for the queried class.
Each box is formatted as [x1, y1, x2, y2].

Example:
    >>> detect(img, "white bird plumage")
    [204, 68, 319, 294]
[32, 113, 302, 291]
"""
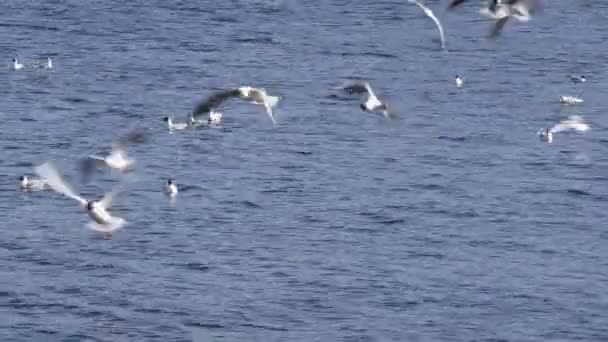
[409, 0, 446, 50]
[34, 162, 127, 233]
[560, 95, 583, 105]
[164, 179, 178, 197]
[19, 175, 47, 191]
[12, 58, 24, 70]
[539, 116, 590, 144]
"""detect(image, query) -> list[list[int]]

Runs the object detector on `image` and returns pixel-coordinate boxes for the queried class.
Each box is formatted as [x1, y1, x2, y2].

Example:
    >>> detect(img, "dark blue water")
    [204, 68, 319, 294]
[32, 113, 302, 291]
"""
[2, 1, 608, 341]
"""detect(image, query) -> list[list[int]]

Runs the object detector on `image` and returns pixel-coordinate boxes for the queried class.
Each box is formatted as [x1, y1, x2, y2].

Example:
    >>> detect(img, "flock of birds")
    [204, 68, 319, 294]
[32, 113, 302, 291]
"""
[13, 0, 593, 235]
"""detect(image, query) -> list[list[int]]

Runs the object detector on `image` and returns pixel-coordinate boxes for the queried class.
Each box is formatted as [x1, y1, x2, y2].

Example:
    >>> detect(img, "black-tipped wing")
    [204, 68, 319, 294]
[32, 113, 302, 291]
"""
[340, 82, 370, 95]
[191, 89, 241, 119]
[448, 0, 467, 9]
[488, 16, 509, 38]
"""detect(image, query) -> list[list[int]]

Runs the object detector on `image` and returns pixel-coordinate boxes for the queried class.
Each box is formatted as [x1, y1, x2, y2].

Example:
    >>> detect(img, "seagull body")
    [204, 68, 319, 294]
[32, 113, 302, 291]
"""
[46, 57, 53, 69]
[408, 0, 446, 49]
[19, 175, 46, 191]
[34, 162, 126, 232]
[80, 129, 146, 181]
[560, 95, 583, 105]
[340, 81, 394, 121]
[165, 179, 178, 197]
[455, 75, 464, 88]
[12, 58, 24, 70]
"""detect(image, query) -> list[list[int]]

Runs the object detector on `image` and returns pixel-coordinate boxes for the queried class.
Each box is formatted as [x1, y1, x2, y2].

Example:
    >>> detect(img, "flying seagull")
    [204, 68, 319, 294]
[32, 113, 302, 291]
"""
[190, 87, 280, 125]
[35, 162, 127, 233]
[339, 81, 396, 121]
[79, 128, 147, 182]
[408, 0, 446, 50]
[538, 115, 590, 144]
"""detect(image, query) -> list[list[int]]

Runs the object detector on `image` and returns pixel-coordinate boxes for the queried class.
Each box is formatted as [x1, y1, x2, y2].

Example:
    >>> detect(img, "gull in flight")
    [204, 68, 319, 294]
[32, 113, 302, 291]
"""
[481, 0, 540, 38]
[408, 0, 446, 50]
[79, 128, 147, 182]
[339, 81, 396, 121]
[35, 162, 127, 233]
[190, 87, 280, 125]
[538, 116, 590, 144]
[19, 175, 47, 191]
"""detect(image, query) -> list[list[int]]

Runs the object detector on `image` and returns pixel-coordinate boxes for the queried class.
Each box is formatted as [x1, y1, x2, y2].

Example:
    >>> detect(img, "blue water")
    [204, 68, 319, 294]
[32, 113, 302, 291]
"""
[2, 1, 608, 341]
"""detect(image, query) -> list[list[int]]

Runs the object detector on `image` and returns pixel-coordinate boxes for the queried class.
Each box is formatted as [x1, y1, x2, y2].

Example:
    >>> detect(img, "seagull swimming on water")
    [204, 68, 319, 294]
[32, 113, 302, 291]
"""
[164, 179, 178, 197]
[408, 0, 446, 50]
[455, 75, 464, 88]
[12, 58, 24, 70]
[35, 162, 127, 233]
[19, 175, 46, 191]
[79, 128, 146, 182]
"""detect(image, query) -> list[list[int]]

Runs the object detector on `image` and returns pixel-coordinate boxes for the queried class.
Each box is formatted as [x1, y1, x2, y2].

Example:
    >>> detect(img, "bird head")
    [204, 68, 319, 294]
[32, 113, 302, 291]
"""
[167, 179, 174, 185]
[86, 201, 94, 210]
[19, 176, 26, 182]
[162, 116, 170, 122]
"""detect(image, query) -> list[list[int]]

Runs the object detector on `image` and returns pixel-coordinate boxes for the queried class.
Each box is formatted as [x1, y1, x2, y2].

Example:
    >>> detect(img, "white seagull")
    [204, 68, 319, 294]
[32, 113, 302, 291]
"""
[409, 0, 446, 50]
[164, 179, 178, 197]
[12, 58, 24, 70]
[538, 116, 590, 143]
[19, 175, 47, 191]
[455, 75, 464, 88]
[79, 128, 146, 181]
[34, 162, 127, 233]
[190, 87, 280, 125]
[480, 0, 540, 38]
[340, 81, 395, 121]
[559, 95, 583, 105]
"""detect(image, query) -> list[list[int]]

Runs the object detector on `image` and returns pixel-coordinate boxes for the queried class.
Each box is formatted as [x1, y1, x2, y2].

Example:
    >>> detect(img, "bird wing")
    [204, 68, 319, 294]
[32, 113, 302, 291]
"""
[414, 1, 446, 50]
[489, 16, 510, 38]
[79, 155, 107, 183]
[262, 94, 279, 125]
[339, 81, 370, 95]
[114, 128, 147, 148]
[34, 162, 87, 206]
[98, 182, 127, 210]
[191, 89, 241, 120]
[447, 0, 467, 9]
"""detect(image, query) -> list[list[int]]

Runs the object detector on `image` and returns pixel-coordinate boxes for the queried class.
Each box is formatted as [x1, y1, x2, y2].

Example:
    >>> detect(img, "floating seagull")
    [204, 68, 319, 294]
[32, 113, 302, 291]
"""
[79, 128, 146, 182]
[568, 75, 586, 84]
[46, 57, 53, 69]
[19, 175, 46, 191]
[455, 75, 464, 88]
[190, 87, 280, 125]
[538, 115, 590, 143]
[164, 179, 178, 197]
[481, 0, 540, 38]
[408, 0, 446, 49]
[34, 162, 127, 233]
[12, 58, 24, 70]
[560, 95, 583, 105]
[163, 116, 189, 131]
[340, 81, 395, 121]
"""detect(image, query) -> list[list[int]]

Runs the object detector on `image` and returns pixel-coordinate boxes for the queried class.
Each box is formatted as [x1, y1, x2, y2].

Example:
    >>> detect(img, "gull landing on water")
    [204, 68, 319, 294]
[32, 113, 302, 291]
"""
[34, 162, 127, 233]
[79, 128, 147, 182]
[538, 116, 590, 144]
[408, 0, 446, 50]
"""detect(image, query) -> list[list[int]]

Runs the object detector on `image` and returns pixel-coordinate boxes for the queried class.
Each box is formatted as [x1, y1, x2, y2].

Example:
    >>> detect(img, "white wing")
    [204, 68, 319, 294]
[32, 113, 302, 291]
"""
[363, 82, 376, 99]
[550, 116, 590, 133]
[410, 0, 446, 49]
[34, 162, 87, 206]
[263, 94, 279, 125]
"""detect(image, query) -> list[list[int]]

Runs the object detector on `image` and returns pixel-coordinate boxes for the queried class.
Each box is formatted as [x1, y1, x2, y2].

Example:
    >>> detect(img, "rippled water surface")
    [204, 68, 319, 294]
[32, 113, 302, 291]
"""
[1, 1, 608, 341]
